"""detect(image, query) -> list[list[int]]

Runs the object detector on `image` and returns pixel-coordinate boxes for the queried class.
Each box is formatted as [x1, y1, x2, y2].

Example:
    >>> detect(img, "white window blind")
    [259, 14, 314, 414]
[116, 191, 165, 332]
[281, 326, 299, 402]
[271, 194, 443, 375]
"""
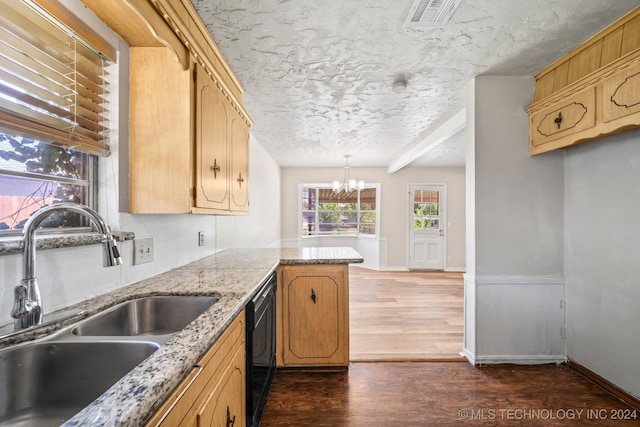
[0, 0, 113, 156]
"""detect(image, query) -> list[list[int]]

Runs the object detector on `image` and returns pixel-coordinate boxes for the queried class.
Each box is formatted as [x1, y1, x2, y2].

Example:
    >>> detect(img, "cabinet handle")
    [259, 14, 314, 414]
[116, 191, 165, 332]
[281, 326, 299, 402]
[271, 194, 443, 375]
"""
[311, 288, 316, 304]
[226, 406, 236, 427]
[211, 159, 221, 178]
[236, 172, 244, 187]
[554, 111, 562, 129]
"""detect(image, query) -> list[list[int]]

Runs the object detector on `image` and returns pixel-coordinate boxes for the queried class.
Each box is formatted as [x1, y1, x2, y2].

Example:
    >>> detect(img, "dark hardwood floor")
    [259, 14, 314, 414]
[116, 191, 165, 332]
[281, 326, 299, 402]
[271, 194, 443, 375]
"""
[262, 268, 639, 426]
[261, 362, 640, 426]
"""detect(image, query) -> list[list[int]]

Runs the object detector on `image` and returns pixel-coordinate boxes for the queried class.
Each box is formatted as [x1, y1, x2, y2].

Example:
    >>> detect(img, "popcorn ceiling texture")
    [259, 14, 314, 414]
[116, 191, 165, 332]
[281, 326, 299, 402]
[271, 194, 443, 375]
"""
[191, 0, 638, 167]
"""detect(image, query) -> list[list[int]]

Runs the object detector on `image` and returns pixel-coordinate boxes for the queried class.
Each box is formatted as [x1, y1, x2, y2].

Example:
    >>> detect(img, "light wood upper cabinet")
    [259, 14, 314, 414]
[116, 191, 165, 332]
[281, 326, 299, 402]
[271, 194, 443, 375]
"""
[193, 64, 250, 214]
[230, 108, 250, 213]
[277, 265, 349, 368]
[529, 87, 597, 153]
[194, 64, 230, 212]
[601, 61, 640, 125]
[526, 6, 640, 155]
[83, 0, 252, 214]
[129, 47, 192, 214]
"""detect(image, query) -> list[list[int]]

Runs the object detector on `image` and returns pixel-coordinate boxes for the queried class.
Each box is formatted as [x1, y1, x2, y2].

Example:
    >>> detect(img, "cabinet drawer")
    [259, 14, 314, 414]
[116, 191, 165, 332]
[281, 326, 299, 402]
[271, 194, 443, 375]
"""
[601, 61, 640, 124]
[145, 367, 203, 427]
[195, 343, 246, 427]
[530, 87, 596, 153]
[145, 312, 245, 427]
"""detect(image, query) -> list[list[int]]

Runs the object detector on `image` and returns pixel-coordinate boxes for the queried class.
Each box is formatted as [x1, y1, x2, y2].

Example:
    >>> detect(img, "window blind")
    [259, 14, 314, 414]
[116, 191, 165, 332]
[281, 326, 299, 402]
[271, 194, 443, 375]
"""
[0, 0, 113, 156]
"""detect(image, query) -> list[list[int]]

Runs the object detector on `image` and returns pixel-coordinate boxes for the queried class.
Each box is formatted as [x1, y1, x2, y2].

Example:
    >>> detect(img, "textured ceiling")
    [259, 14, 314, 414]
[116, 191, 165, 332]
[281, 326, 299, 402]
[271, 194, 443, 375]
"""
[191, 0, 639, 168]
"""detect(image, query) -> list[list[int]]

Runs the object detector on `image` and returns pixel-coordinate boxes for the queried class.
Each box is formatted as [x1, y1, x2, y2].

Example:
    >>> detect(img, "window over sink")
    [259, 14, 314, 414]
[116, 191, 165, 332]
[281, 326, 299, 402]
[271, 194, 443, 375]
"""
[0, 0, 116, 235]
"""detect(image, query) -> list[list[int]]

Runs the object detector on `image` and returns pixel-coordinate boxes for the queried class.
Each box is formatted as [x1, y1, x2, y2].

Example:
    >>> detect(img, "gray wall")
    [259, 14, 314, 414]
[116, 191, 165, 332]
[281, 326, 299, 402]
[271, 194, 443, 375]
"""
[464, 76, 566, 364]
[474, 77, 565, 276]
[466, 75, 640, 398]
[565, 129, 640, 398]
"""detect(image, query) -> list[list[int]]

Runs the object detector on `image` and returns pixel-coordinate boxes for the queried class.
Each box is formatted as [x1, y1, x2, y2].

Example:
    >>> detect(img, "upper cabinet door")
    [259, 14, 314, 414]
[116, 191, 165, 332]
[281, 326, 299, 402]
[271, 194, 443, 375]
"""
[195, 64, 230, 211]
[230, 110, 249, 212]
[129, 47, 192, 214]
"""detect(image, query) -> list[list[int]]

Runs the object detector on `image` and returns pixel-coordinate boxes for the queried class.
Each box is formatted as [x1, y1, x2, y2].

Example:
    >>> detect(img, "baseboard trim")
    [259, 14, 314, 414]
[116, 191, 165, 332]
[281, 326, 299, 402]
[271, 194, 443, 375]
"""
[461, 348, 476, 365]
[473, 354, 567, 365]
[351, 356, 467, 363]
[567, 359, 640, 411]
[472, 275, 566, 285]
[352, 265, 408, 271]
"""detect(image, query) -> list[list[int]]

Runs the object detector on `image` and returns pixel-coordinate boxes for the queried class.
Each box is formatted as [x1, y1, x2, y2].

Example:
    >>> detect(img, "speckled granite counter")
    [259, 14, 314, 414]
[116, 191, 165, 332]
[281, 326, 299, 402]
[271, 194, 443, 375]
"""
[1, 247, 362, 427]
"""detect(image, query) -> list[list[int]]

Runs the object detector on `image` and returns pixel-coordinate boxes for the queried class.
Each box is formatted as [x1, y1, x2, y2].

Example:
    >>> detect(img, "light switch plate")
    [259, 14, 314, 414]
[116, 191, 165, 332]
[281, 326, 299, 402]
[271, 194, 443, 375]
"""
[133, 238, 154, 265]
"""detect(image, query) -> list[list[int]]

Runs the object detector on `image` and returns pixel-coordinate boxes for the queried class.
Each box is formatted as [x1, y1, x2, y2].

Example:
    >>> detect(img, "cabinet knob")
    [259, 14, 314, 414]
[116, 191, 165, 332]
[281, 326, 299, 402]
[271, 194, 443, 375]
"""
[311, 288, 316, 304]
[554, 111, 563, 129]
[211, 159, 221, 178]
[226, 406, 236, 427]
[237, 172, 244, 187]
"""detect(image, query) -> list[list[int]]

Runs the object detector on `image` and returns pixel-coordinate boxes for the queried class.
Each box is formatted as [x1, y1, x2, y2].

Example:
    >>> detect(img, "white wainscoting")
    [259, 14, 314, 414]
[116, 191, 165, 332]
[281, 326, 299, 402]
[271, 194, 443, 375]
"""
[463, 274, 566, 365]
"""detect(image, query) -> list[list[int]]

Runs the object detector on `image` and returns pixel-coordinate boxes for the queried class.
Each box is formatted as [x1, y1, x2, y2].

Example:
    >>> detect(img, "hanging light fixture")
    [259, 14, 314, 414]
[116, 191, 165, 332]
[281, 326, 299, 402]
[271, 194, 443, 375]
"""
[333, 155, 365, 193]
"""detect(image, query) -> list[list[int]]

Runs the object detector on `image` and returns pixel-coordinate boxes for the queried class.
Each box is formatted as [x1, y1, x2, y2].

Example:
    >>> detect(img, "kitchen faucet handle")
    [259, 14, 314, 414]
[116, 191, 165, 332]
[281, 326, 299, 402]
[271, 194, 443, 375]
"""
[10, 285, 29, 319]
[10, 284, 41, 330]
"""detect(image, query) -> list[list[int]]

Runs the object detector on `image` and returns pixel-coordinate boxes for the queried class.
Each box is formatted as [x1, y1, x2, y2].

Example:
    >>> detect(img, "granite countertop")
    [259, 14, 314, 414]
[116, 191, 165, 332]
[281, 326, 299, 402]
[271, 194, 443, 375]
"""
[2, 247, 362, 427]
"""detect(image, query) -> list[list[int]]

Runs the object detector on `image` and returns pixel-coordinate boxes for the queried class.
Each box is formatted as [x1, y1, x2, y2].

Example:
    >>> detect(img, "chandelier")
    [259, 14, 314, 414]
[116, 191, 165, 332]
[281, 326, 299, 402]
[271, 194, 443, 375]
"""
[333, 155, 365, 193]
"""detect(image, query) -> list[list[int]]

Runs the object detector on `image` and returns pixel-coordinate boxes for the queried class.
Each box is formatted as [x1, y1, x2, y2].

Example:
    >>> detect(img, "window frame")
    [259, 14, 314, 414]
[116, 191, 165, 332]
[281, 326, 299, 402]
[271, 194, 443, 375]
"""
[299, 183, 380, 238]
[0, 0, 114, 237]
[0, 150, 97, 236]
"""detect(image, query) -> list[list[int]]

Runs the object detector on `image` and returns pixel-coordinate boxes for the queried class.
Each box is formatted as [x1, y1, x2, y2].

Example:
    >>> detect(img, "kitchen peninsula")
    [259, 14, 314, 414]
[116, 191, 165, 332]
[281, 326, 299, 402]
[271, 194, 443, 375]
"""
[0, 247, 362, 426]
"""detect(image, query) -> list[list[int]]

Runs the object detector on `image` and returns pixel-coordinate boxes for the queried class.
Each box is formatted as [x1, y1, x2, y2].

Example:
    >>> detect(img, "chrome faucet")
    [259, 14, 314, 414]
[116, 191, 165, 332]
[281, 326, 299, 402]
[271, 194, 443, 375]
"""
[11, 202, 122, 331]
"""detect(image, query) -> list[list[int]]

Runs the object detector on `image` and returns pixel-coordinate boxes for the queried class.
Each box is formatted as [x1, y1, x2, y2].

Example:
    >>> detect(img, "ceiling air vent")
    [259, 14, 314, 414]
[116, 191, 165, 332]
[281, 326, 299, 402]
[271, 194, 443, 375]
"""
[404, 0, 463, 28]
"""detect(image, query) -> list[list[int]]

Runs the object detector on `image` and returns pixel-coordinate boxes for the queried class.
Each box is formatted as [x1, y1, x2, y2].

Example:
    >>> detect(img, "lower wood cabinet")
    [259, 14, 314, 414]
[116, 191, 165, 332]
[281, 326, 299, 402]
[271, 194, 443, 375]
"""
[276, 264, 349, 368]
[145, 312, 246, 427]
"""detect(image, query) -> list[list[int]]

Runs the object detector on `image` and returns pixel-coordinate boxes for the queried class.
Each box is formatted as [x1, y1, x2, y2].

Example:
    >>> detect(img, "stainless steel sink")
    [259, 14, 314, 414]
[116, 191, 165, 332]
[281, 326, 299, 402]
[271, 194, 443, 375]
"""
[0, 341, 159, 426]
[71, 295, 218, 338]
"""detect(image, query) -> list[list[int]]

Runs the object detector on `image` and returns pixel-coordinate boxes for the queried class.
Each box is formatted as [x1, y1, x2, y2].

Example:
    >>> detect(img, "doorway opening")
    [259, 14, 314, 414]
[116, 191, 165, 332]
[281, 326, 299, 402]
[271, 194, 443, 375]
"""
[349, 267, 464, 361]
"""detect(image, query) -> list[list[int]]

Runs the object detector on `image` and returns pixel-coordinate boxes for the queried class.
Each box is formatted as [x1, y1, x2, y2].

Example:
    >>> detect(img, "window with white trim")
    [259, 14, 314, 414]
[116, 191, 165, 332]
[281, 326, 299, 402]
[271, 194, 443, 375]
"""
[301, 184, 378, 237]
[0, 0, 114, 234]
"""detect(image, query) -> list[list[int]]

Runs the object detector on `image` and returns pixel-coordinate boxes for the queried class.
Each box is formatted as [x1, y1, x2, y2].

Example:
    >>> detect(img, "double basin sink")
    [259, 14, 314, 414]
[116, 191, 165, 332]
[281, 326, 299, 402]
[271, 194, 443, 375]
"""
[0, 295, 219, 426]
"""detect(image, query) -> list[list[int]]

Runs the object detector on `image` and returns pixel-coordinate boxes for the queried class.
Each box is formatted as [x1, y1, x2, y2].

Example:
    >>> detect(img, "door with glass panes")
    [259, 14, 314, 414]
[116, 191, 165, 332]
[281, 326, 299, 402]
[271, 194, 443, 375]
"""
[409, 185, 445, 270]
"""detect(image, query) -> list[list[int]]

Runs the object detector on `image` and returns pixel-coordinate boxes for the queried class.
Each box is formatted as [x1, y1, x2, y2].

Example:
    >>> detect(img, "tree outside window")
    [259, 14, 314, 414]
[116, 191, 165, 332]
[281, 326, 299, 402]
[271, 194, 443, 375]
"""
[301, 185, 378, 237]
[0, 133, 93, 232]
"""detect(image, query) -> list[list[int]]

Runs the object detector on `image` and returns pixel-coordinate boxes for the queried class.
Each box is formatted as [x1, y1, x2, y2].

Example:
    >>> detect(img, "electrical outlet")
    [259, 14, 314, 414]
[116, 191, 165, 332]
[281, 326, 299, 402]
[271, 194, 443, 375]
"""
[133, 238, 154, 265]
[198, 231, 205, 246]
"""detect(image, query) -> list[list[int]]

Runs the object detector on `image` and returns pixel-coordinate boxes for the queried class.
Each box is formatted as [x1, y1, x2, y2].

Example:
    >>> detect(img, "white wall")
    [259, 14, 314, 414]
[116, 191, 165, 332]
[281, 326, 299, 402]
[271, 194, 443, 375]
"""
[565, 129, 640, 398]
[0, 136, 280, 329]
[464, 76, 566, 364]
[216, 135, 282, 249]
[0, 139, 280, 329]
[281, 166, 465, 270]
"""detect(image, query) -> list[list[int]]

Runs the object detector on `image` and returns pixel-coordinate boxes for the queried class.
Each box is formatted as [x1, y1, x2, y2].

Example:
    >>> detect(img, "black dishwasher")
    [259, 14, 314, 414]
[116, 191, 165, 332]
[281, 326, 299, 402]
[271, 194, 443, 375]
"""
[246, 273, 276, 426]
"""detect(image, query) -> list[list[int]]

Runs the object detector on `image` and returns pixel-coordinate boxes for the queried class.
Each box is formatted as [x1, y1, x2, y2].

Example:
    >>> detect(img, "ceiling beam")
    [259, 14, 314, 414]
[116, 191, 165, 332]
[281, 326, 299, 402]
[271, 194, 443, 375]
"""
[387, 108, 466, 174]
